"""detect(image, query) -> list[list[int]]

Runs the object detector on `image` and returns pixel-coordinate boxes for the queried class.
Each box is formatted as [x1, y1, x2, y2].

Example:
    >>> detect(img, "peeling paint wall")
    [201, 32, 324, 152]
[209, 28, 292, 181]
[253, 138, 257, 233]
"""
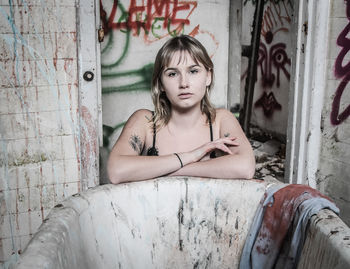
[0, 0, 83, 265]
[241, 0, 294, 138]
[100, 0, 231, 181]
[317, 0, 350, 226]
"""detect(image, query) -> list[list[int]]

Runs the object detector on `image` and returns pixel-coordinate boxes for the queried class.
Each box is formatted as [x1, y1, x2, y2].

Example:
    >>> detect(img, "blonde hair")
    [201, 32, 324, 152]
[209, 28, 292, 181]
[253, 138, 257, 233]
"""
[151, 35, 216, 128]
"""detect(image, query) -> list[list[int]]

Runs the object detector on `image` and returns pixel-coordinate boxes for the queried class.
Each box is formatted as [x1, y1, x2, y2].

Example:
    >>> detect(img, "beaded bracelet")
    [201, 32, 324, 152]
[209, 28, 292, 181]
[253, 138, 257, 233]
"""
[174, 153, 183, 168]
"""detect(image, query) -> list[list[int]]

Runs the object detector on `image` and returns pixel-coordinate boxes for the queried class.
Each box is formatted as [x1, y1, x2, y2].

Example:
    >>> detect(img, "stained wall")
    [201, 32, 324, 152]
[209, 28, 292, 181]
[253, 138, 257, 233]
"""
[0, 0, 83, 265]
[317, 0, 350, 225]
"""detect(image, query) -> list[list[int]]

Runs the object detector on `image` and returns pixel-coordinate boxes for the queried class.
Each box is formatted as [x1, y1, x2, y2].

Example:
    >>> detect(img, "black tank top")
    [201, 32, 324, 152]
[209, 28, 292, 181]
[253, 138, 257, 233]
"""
[147, 113, 216, 158]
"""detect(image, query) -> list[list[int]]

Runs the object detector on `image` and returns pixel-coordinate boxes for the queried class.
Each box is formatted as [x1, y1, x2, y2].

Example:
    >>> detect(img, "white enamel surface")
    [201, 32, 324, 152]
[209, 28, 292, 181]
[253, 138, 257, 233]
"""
[13, 177, 350, 269]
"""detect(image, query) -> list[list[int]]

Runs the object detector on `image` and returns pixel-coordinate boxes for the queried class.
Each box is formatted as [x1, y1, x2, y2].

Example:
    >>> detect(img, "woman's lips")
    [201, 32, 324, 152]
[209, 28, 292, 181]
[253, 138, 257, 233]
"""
[178, 92, 193, 99]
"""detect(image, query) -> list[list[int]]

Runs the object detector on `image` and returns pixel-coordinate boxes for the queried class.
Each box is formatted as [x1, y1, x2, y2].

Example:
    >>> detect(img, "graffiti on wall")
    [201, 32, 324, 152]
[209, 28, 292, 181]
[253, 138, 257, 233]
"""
[242, 0, 292, 118]
[332, 0, 350, 125]
[100, 0, 198, 42]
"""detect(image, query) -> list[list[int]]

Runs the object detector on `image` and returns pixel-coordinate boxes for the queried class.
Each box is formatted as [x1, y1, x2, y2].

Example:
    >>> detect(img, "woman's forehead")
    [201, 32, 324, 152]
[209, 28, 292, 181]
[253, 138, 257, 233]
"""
[165, 50, 200, 67]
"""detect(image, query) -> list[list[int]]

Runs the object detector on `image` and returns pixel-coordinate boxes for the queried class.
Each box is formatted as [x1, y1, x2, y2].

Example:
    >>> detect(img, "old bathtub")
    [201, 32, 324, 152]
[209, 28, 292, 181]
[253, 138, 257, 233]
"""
[13, 177, 350, 269]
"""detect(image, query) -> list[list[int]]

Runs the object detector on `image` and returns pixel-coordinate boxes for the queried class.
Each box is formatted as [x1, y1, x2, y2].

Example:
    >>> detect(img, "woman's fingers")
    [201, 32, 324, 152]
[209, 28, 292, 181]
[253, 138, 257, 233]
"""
[191, 137, 240, 162]
[203, 137, 237, 155]
[219, 137, 238, 144]
[215, 143, 233, 155]
[213, 137, 239, 148]
[221, 137, 239, 147]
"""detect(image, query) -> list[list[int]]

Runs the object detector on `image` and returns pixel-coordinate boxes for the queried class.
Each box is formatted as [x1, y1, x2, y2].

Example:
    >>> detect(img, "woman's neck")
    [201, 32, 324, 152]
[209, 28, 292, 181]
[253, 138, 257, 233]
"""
[168, 107, 207, 130]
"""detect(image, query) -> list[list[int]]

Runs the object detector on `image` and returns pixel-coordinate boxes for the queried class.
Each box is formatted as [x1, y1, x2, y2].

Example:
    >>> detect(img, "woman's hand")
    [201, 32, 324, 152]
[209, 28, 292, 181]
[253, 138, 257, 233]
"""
[179, 137, 239, 165]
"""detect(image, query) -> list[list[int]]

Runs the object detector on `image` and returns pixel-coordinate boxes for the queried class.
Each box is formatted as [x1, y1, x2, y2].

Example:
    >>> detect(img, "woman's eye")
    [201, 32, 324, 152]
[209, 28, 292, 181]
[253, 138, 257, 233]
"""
[167, 72, 177, 77]
[190, 69, 199, 74]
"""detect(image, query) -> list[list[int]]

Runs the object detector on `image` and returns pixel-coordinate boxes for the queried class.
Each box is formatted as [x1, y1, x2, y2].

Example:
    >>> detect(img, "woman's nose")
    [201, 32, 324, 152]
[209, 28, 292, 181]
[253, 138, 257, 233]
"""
[179, 73, 189, 88]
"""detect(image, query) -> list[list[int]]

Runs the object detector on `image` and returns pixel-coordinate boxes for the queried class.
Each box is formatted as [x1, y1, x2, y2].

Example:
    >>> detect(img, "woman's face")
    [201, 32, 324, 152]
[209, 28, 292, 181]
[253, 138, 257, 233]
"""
[161, 51, 211, 112]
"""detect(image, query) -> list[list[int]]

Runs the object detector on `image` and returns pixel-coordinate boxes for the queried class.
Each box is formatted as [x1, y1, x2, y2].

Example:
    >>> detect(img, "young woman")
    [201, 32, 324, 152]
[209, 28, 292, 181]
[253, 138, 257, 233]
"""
[107, 35, 255, 184]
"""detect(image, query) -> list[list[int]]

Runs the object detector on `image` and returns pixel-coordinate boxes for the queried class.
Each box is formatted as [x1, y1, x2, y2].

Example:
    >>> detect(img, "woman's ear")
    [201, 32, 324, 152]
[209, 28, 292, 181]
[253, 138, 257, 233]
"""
[206, 69, 212, 87]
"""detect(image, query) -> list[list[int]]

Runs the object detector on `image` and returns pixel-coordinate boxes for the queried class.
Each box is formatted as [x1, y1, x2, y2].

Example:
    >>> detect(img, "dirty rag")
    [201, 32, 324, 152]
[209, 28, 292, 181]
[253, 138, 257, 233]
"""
[239, 184, 339, 269]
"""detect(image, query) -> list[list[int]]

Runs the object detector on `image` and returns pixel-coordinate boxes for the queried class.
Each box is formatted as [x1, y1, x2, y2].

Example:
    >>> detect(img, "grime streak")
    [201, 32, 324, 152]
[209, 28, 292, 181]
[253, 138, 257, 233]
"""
[178, 199, 184, 251]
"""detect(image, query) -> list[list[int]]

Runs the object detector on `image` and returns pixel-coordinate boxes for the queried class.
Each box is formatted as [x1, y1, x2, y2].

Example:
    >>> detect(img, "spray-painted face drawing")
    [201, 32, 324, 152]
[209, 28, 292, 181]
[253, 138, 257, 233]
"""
[255, 29, 291, 117]
[258, 31, 291, 88]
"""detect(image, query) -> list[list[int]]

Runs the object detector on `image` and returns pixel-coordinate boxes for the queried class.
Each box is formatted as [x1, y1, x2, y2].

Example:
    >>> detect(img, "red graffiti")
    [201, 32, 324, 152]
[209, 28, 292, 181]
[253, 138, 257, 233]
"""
[332, 0, 350, 125]
[100, 0, 197, 37]
[255, 91, 282, 118]
[261, 1, 291, 36]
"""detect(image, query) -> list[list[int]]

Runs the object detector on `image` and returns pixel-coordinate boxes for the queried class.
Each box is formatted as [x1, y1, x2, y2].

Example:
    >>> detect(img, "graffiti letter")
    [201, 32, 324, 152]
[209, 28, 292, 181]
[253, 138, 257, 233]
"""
[171, 0, 190, 25]
[331, 71, 350, 125]
[332, 0, 350, 125]
[127, 0, 146, 32]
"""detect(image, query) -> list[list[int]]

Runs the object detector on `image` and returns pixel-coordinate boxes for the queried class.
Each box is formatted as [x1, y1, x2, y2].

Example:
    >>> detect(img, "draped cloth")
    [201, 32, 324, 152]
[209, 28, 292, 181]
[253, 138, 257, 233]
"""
[239, 184, 339, 269]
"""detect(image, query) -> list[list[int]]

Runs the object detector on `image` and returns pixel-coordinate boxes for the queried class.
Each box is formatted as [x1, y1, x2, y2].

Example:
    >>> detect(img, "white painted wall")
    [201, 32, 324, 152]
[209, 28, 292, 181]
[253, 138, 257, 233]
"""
[0, 0, 99, 265]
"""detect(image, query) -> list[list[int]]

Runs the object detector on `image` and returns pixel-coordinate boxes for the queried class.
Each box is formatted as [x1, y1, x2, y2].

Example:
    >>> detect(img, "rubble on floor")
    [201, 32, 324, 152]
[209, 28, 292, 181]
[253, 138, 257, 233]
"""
[250, 137, 286, 183]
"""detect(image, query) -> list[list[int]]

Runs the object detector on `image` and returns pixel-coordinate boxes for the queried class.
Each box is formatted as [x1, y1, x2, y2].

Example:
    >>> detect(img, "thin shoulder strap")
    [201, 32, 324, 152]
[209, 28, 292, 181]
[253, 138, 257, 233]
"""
[208, 114, 214, 142]
[152, 111, 156, 148]
[208, 114, 216, 158]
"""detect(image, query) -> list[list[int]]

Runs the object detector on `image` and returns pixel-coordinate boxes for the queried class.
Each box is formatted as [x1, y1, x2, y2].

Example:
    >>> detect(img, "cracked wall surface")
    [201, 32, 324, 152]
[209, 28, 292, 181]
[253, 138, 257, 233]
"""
[0, 0, 82, 265]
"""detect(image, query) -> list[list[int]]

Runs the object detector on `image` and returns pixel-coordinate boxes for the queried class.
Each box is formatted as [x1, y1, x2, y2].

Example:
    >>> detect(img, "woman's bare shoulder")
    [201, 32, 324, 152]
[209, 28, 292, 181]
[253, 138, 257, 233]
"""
[113, 109, 153, 154]
[215, 108, 236, 121]
[214, 108, 243, 134]
[126, 109, 153, 125]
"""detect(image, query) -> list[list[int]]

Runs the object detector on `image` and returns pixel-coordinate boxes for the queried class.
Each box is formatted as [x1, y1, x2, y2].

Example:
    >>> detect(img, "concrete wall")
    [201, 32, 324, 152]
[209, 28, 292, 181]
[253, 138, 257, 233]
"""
[317, 0, 350, 225]
[100, 0, 231, 181]
[0, 1, 83, 266]
[241, 0, 294, 138]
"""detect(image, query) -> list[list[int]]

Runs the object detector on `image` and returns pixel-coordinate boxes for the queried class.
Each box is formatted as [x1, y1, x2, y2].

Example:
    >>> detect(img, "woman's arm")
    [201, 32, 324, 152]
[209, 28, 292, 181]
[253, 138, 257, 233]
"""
[107, 109, 181, 183]
[107, 109, 240, 183]
[171, 109, 256, 179]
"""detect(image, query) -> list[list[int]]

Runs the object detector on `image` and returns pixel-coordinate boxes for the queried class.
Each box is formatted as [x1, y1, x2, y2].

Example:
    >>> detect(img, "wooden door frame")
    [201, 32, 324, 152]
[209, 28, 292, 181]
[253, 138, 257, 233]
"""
[77, 0, 102, 189]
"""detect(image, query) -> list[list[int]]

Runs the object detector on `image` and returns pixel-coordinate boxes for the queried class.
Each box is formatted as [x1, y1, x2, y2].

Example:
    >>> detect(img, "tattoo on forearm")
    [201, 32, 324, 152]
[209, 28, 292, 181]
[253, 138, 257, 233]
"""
[224, 133, 230, 137]
[129, 134, 143, 154]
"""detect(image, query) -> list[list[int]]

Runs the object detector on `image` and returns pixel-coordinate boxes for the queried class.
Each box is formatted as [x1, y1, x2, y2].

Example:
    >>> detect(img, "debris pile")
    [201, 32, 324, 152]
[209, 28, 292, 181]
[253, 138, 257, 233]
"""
[250, 133, 286, 183]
